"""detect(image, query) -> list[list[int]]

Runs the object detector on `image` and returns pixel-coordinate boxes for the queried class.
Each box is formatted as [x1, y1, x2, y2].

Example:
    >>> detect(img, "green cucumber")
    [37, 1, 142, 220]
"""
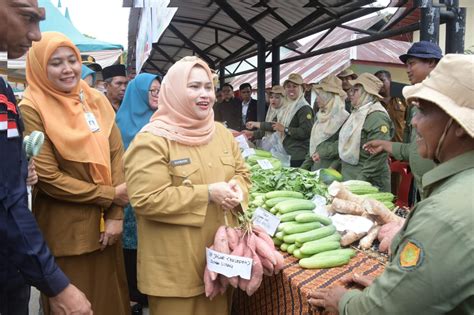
[287, 244, 296, 254]
[295, 225, 336, 244]
[293, 249, 312, 259]
[278, 210, 314, 222]
[300, 241, 341, 255]
[276, 199, 316, 214]
[313, 248, 356, 259]
[299, 254, 351, 269]
[295, 212, 332, 225]
[280, 243, 289, 252]
[265, 197, 300, 209]
[283, 221, 321, 235]
[265, 190, 304, 200]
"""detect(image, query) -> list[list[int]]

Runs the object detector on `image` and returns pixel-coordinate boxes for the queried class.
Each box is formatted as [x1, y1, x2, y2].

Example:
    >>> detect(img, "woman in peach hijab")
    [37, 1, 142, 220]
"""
[124, 56, 251, 315]
[19, 32, 130, 314]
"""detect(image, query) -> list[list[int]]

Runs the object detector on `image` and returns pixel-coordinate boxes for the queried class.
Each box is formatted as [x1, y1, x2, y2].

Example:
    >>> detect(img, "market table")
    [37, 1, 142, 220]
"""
[232, 250, 386, 315]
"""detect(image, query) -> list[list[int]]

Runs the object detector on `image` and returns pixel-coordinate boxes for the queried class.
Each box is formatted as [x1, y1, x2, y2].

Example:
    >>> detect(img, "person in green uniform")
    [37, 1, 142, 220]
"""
[272, 73, 314, 167]
[308, 54, 474, 315]
[301, 75, 349, 171]
[338, 73, 393, 192]
[364, 41, 442, 199]
[243, 85, 285, 140]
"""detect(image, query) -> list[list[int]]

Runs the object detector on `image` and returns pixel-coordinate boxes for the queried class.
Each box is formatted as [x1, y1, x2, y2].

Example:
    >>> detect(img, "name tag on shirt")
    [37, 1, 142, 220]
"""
[170, 158, 191, 167]
[84, 112, 100, 132]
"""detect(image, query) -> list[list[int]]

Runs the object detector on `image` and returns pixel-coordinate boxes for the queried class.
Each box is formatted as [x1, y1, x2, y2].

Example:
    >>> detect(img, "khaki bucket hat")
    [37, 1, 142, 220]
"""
[284, 73, 304, 85]
[349, 73, 383, 99]
[313, 75, 346, 97]
[271, 85, 285, 95]
[403, 54, 474, 137]
[337, 68, 356, 78]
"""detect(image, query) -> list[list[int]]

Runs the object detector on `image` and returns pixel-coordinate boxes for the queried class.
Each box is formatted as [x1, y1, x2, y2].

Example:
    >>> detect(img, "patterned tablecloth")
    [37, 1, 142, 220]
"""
[232, 251, 386, 315]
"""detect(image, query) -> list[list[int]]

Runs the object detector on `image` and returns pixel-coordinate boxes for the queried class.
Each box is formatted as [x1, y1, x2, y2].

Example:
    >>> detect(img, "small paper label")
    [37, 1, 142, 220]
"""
[252, 207, 281, 236]
[242, 148, 256, 158]
[206, 248, 253, 280]
[257, 159, 273, 170]
[235, 134, 250, 150]
[311, 195, 329, 217]
[84, 112, 100, 132]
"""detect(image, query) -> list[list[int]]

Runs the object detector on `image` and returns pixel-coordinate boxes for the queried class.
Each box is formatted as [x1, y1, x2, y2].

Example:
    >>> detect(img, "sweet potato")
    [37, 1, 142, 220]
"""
[214, 225, 231, 254]
[254, 235, 277, 265]
[204, 267, 214, 297]
[246, 252, 263, 296]
[209, 276, 223, 300]
[253, 225, 275, 249]
[208, 245, 218, 281]
[274, 251, 285, 274]
[226, 227, 239, 251]
[260, 257, 274, 275]
[228, 241, 245, 288]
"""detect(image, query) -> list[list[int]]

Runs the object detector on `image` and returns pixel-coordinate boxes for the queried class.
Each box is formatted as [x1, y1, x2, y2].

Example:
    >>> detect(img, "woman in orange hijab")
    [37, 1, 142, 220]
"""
[124, 56, 251, 315]
[19, 32, 130, 314]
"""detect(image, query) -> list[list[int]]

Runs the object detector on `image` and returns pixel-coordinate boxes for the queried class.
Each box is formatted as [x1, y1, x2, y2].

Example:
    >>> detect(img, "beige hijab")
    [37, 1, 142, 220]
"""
[309, 89, 349, 155]
[141, 56, 215, 146]
[278, 85, 310, 141]
[338, 89, 388, 165]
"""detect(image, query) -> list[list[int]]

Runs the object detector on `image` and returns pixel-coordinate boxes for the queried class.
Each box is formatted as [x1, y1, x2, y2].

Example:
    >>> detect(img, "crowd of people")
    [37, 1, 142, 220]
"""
[1, 0, 473, 315]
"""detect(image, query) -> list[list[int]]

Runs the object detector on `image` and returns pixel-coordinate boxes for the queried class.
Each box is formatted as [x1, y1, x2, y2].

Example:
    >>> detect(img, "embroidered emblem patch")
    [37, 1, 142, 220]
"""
[306, 113, 312, 120]
[381, 125, 388, 134]
[399, 240, 424, 270]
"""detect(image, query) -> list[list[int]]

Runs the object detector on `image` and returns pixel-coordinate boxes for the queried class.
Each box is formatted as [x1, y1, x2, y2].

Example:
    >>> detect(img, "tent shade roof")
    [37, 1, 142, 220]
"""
[126, 0, 394, 74]
[231, 15, 411, 88]
[39, 0, 123, 51]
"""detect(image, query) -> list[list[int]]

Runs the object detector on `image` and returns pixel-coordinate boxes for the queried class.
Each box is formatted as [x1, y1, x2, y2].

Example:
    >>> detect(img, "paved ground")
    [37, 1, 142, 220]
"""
[28, 287, 149, 314]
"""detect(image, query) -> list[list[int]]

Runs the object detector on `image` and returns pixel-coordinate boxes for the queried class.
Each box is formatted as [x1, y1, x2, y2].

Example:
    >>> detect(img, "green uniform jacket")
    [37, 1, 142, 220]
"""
[341, 111, 393, 192]
[301, 131, 340, 171]
[282, 105, 314, 162]
[392, 106, 436, 197]
[339, 150, 474, 315]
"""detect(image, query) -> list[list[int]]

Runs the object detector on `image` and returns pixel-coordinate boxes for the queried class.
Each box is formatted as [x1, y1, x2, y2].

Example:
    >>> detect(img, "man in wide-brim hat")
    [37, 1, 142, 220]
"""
[308, 54, 474, 315]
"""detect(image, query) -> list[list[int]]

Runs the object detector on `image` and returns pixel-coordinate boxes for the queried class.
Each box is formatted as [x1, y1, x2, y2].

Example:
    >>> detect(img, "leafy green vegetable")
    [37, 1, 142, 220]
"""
[250, 167, 328, 199]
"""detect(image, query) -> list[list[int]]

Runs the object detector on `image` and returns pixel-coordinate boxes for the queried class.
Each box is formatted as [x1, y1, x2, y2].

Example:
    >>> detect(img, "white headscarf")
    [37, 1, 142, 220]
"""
[338, 89, 389, 164]
[309, 89, 349, 155]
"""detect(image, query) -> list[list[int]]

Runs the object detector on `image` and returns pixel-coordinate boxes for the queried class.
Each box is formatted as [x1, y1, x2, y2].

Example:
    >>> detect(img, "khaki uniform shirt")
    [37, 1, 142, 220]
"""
[20, 106, 124, 257]
[123, 123, 250, 297]
[339, 150, 474, 314]
[341, 111, 393, 192]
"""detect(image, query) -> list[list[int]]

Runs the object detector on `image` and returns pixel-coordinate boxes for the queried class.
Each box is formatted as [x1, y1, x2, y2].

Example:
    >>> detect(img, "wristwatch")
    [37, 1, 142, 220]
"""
[284, 127, 290, 135]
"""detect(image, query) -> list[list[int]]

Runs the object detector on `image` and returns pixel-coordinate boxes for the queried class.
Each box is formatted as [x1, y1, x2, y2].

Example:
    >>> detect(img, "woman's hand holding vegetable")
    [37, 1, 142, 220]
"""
[208, 181, 242, 210]
[99, 219, 123, 250]
[113, 183, 129, 207]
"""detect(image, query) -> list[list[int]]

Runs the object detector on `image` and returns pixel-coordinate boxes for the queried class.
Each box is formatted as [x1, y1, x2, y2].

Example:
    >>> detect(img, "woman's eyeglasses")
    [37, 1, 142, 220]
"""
[149, 89, 160, 97]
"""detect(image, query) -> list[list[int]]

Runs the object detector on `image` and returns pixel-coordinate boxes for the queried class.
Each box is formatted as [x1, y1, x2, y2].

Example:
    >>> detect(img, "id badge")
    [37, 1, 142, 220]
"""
[84, 112, 100, 132]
